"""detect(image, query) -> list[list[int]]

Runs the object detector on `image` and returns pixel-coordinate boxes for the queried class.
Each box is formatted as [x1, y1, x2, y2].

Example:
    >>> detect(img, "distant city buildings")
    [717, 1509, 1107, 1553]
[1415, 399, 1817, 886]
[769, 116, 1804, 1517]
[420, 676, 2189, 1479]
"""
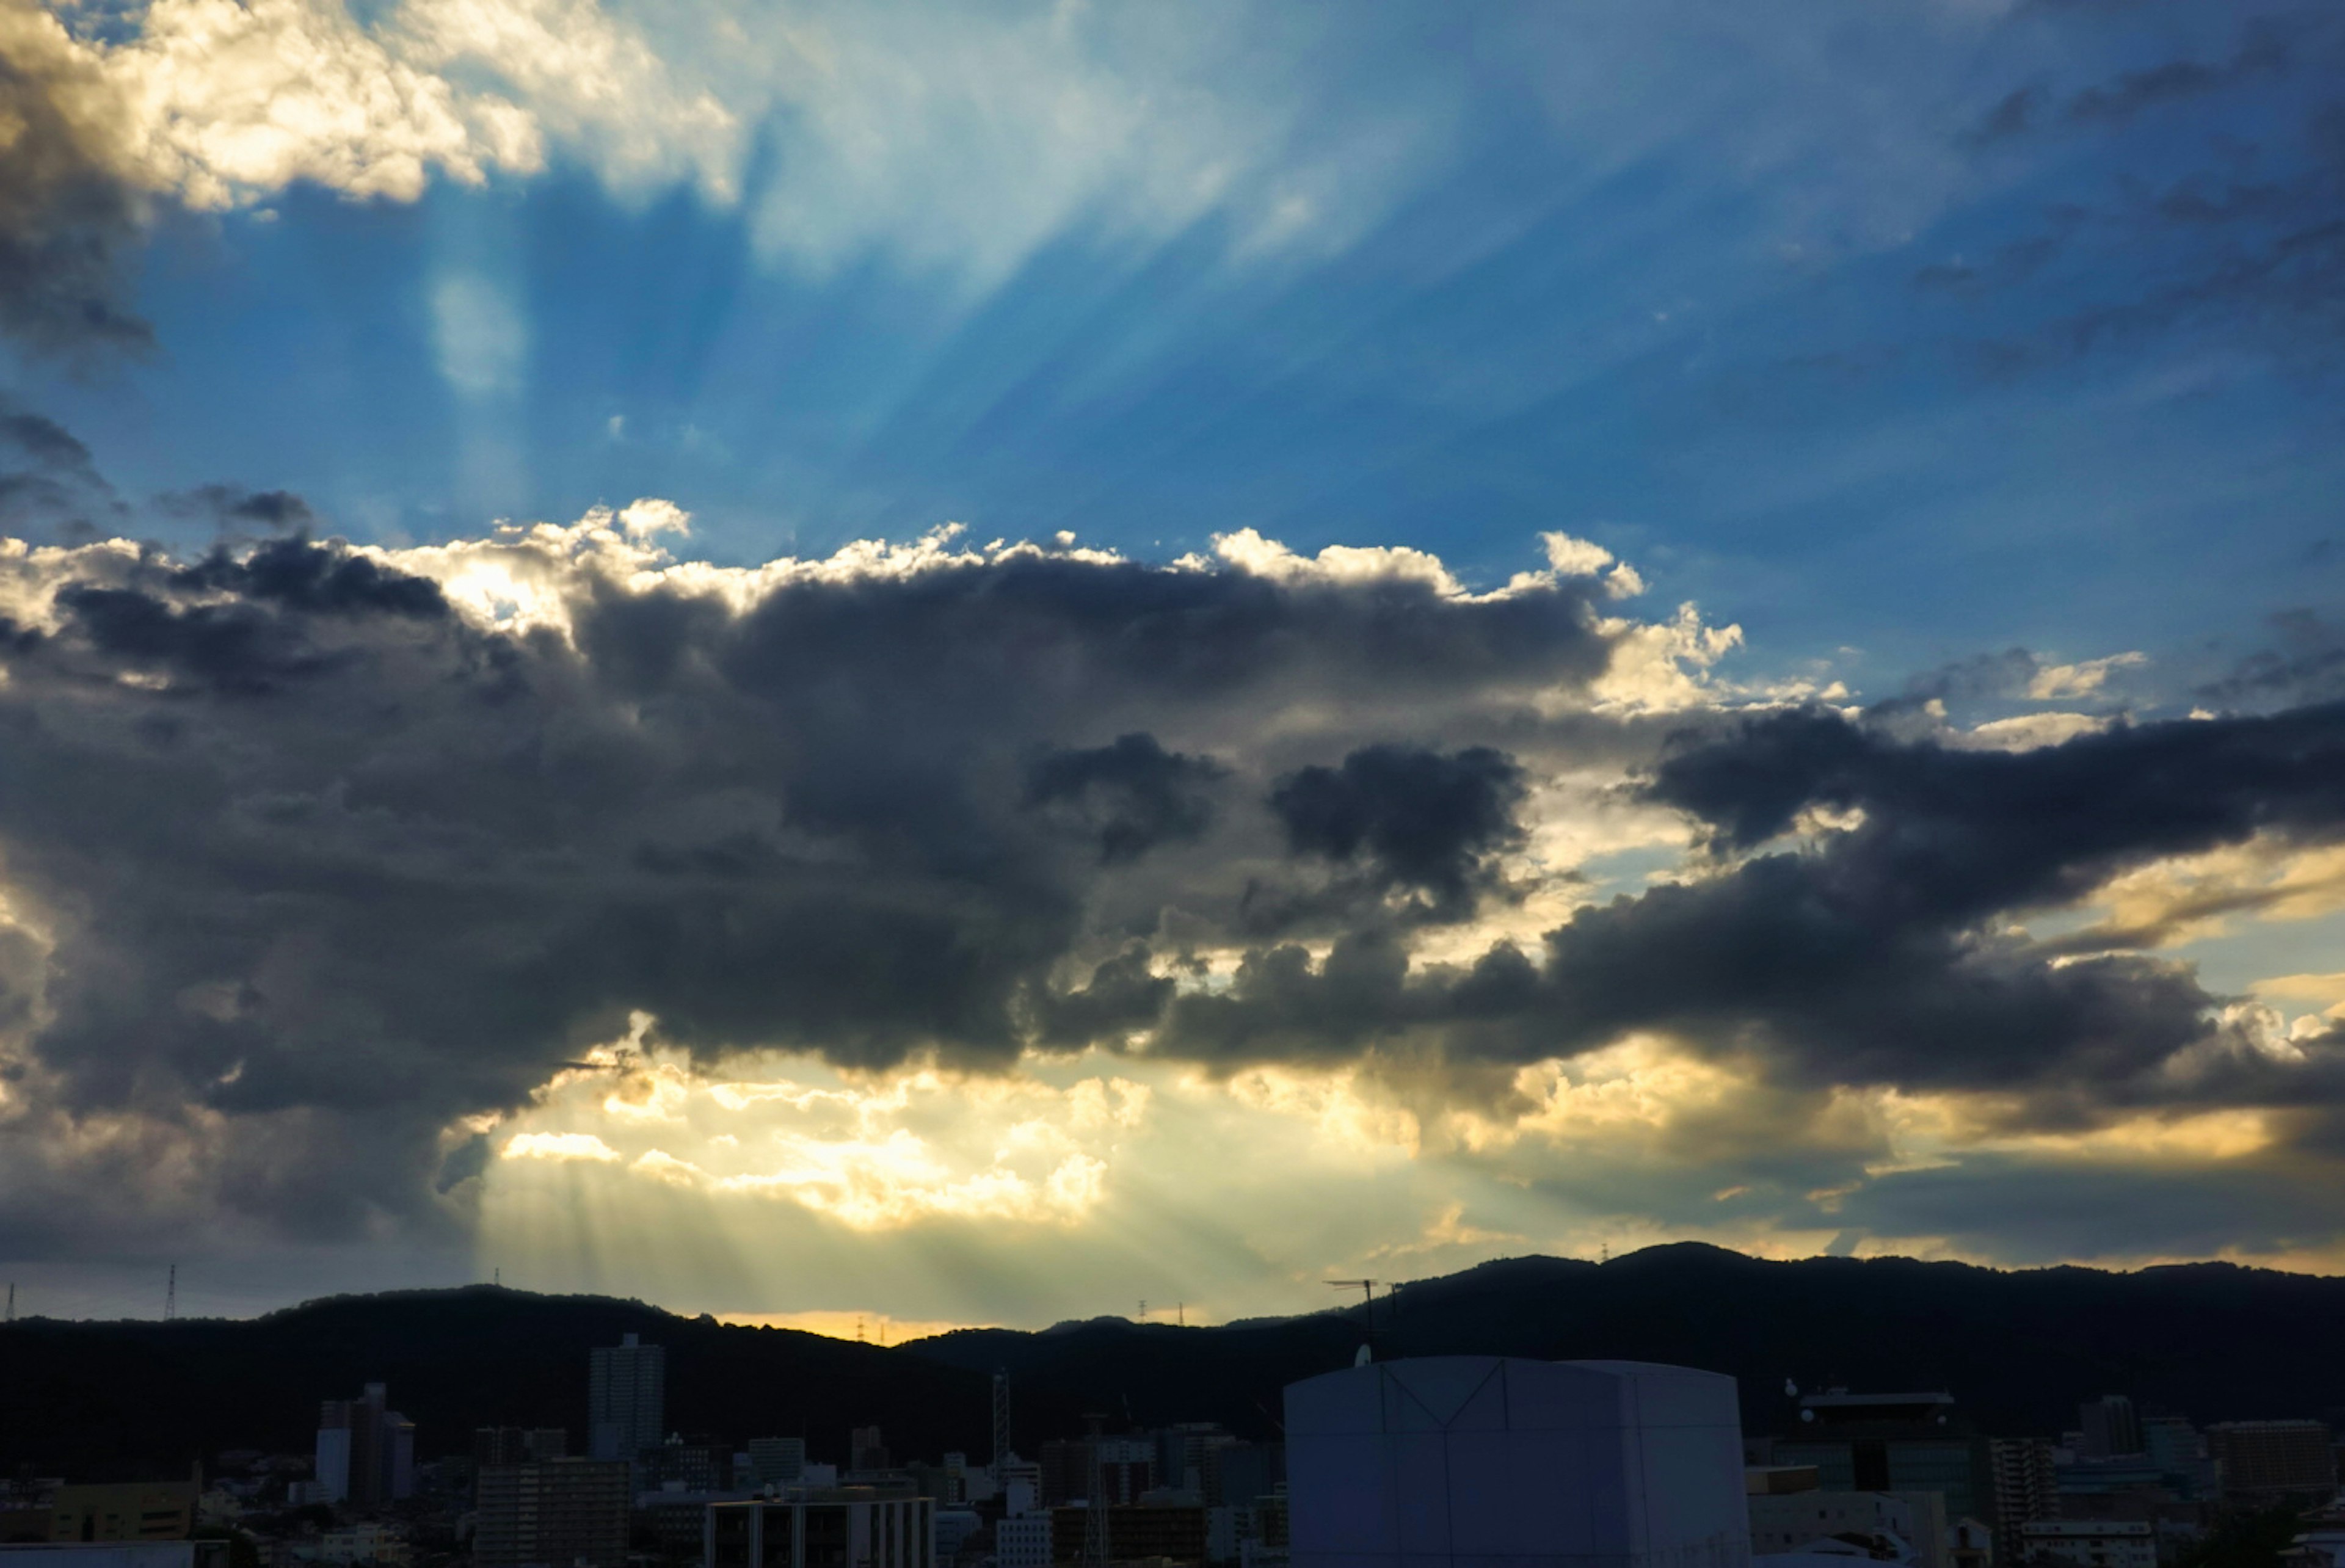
[588, 1333, 667, 1464]
[314, 1385, 414, 1507]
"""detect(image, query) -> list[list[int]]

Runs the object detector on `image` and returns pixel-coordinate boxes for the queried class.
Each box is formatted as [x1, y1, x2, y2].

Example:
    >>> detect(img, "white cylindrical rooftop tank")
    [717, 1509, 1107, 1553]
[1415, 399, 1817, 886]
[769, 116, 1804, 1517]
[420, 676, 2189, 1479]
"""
[1285, 1356, 1752, 1568]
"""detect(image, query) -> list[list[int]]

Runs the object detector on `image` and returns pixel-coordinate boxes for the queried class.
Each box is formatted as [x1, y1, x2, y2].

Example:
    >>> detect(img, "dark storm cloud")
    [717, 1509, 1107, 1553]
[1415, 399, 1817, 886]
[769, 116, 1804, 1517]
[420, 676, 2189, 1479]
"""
[1268, 746, 1528, 913]
[0, 4, 151, 355]
[1023, 733, 1228, 865]
[0, 396, 126, 538]
[160, 485, 323, 537]
[1131, 704, 2345, 1155]
[0, 514, 1626, 1252]
[2200, 609, 2345, 708]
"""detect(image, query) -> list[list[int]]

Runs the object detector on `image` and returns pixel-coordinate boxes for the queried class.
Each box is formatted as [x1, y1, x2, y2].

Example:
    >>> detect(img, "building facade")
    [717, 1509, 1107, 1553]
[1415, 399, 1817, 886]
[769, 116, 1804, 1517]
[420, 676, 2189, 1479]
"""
[473, 1459, 630, 1568]
[706, 1490, 936, 1568]
[2018, 1520, 2156, 1568]
[1286, 1356, 1750, 1568]
[2206, 1422, 2338, 1504]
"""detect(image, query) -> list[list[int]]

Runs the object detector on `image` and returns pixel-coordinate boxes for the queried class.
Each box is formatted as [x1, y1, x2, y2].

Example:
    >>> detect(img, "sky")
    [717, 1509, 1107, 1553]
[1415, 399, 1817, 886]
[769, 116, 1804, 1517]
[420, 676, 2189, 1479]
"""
[1, 0, 2344, 1330]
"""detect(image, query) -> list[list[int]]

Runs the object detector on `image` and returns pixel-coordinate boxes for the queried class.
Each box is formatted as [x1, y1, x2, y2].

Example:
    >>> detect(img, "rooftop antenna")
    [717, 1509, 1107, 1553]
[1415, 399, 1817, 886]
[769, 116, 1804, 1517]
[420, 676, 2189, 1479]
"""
[165, 1264, 176, 1322]
[1327, 1279, 1384, 1355]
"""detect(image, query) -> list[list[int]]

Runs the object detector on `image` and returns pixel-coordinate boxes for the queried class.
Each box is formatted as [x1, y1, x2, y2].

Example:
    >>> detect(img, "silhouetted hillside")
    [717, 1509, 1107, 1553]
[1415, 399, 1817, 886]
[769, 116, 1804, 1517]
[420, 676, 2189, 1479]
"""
[9, 1244, 2345, 1481]
[0, 1286, 988, 1481]
[911, 1243, 2345, 1440]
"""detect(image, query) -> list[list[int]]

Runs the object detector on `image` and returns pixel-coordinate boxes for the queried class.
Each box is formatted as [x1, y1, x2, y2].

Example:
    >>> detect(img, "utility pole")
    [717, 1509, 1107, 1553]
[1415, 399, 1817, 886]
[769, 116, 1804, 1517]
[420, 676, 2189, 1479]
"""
[991, 1369, 1011, 1476]
[165, 1265, 176, 1322]
[1082, 1413, 1110, 1568]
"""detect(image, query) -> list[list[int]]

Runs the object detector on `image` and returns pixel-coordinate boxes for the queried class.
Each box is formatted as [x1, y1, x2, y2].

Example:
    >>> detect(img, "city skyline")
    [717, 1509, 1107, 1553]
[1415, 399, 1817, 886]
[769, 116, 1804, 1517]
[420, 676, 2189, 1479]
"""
[3, 0, 2345, 1326]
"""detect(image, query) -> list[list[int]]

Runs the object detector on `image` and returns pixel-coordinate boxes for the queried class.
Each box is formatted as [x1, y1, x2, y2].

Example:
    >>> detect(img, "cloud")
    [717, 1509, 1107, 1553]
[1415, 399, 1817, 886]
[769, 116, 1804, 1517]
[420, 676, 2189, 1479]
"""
[0, 481, 1684, 1257]
[0, 2, 154, 355]
[1268, 744, 1528, 917]
[1023, 733, 1228, 866]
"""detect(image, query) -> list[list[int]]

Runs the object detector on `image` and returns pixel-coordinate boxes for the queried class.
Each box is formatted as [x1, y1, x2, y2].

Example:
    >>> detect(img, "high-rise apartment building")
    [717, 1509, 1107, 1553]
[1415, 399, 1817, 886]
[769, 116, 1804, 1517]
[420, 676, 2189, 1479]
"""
[2206, 1421, 2339, 1503]
[316, 1384, 415, 1506]
[473, 1460, 629, 1568]
[1988, 1437, 2060, 1566]
[587, 1334, 666, 1463]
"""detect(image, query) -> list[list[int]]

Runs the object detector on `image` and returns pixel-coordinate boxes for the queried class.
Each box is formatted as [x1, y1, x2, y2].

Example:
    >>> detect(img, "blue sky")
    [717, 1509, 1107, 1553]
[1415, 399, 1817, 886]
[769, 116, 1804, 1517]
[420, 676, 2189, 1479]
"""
[4, 0, 2345, 1324]
[26, 0, 2345, 689]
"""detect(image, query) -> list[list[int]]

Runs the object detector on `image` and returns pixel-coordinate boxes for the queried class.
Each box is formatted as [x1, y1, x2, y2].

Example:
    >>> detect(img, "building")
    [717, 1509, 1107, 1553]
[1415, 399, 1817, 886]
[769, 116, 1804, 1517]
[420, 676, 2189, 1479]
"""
[316, 1385, 415, 1506]
[473, 1430, 566, 1468]
[308, 1523, 409, 1566]
[588, 1334, 665, 1464]
[2077, 1402, 2144, 1462]
[850, 1430, 894, 1475]
[0, 1544, 228, 1568]
[749, 1440, 809, 1488]
[707, 1489, 936, 1568]
[1772, 1393, 1991, 1528]
[1285, 1356, 1749, 1568]
[1041, 1440, 1155, 1508]
[1045, 1501, 1207, 1566]
[997, 1513, 1053, 1568]
[473, 1459, 629, 1568]
[1990, 1439, 2060, 1566]
[2019, 1520, 2156, 1568]
[995, 1461, 1042, 1522]
[634, 1489, 748, 1559]
[1744, 1467, 1946, 1568]
[46, 1487, 196, 1545]
[1747, 1489, 1927, 1567]
[645, 1436, 733, 1493]
[2206, 1423, 2339, 1504]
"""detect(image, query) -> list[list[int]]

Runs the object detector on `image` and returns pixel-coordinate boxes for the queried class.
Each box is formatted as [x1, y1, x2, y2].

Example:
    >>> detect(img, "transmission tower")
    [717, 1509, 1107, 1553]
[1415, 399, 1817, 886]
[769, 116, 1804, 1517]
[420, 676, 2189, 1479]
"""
[991, 1369, 1011, 1474]
[5, 1282, 13, 1323]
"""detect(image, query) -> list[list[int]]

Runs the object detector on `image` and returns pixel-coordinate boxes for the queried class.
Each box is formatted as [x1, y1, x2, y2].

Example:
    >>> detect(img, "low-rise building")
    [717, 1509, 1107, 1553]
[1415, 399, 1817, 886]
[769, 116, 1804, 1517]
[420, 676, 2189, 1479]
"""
[707, 1489, 935, 1568]
[47, 1487, 197, 1545]
[997, 1513, 1052, 1568]
[2020, 1519, 2156, 1568]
